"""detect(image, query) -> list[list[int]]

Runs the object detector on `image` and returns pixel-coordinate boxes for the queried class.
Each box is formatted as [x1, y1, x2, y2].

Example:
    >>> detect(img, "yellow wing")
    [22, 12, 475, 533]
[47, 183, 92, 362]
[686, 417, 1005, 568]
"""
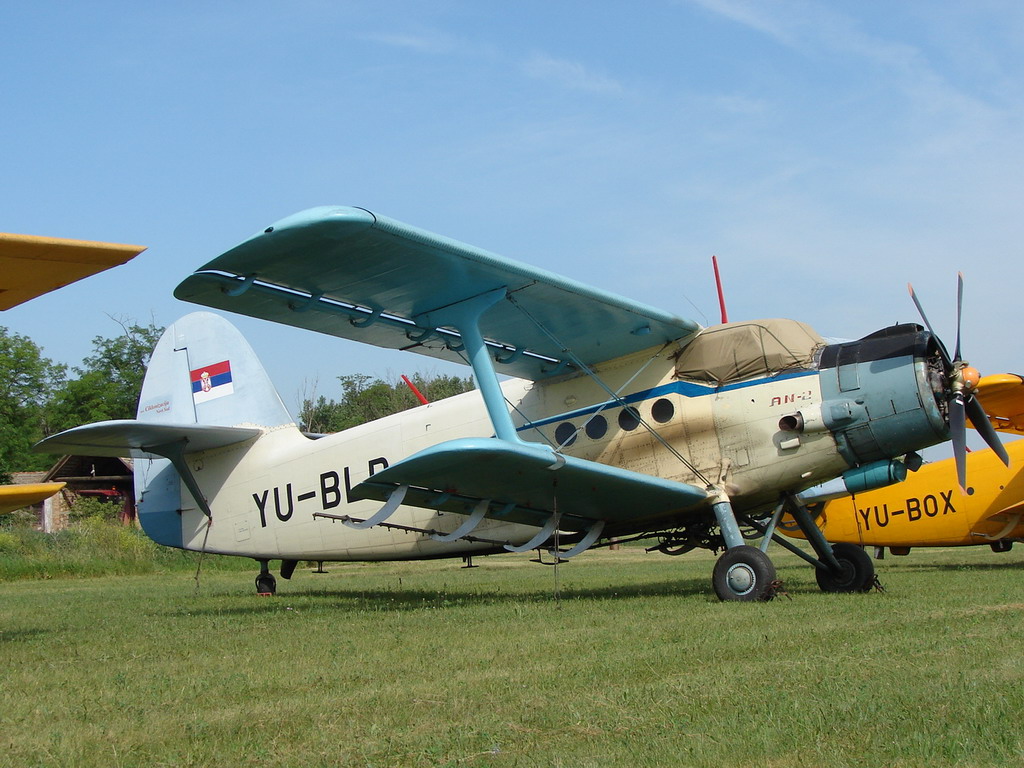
[976, 374, 1024, 435]
[0, 482, 65, 515]
[0, 233, 145, 311]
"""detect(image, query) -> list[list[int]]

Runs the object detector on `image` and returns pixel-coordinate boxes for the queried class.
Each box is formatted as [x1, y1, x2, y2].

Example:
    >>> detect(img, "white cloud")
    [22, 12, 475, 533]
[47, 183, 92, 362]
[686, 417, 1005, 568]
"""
[684, 0, 797, 45]
[361, 31, 455, 55]
[520, 52, 624, 94]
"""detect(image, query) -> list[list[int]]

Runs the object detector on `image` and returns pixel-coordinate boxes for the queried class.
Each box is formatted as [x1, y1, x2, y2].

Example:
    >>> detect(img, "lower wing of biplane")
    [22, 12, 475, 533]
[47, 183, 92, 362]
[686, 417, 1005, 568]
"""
[343, 437, 710, 558]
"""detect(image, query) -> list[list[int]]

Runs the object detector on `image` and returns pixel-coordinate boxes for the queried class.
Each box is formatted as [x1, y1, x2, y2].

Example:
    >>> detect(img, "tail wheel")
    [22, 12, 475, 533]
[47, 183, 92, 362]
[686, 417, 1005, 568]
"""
[712, 545, 777, 602]
[815, 542, 874, 593]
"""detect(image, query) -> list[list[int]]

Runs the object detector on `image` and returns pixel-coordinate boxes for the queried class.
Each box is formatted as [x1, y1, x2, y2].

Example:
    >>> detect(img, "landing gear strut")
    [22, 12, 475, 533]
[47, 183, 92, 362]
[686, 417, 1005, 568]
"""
[710, 491, 778, 601]
[784, 494, 876, 593]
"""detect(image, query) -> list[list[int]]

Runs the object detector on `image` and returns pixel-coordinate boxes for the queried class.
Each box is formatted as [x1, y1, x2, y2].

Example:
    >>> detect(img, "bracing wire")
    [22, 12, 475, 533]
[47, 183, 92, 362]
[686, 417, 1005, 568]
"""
[506, 294, 713, 486]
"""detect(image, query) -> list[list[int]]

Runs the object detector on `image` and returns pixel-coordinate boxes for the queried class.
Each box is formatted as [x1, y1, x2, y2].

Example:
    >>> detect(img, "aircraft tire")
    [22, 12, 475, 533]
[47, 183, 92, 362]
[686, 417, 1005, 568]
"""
[815, 542, 874, 593]
[255, 572, 277, 595]
[712, 545, 777, 601]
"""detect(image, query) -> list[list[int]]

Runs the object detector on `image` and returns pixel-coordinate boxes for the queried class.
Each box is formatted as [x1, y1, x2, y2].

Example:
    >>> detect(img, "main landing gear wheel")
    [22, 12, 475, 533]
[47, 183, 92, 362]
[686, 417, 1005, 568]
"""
[255, 572, 277, 596]
[712, 545, 777, 602]
[815, 542, 874, 593]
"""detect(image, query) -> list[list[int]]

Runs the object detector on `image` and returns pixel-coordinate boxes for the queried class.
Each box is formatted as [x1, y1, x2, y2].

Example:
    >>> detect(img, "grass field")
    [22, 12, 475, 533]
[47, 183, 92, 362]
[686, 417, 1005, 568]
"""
[2, 543, 1023, 767]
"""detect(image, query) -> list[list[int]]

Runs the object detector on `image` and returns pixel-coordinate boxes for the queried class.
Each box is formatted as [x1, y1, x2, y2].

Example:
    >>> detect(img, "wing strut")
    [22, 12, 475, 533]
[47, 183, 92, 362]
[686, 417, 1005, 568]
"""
[417, 287, 524, 444]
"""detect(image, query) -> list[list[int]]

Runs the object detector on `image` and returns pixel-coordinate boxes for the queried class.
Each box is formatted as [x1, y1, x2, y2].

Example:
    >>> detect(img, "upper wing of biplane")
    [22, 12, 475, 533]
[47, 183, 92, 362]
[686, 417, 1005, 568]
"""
[976, 374, 1024, 436]
[173, 206, 701, 381]
[0, 233, 145, 311]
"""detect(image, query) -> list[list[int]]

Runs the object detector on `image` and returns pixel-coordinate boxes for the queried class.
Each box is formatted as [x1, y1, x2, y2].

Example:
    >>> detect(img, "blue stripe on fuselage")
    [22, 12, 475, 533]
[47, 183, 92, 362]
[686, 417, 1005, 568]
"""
[516, 369, 819, 432]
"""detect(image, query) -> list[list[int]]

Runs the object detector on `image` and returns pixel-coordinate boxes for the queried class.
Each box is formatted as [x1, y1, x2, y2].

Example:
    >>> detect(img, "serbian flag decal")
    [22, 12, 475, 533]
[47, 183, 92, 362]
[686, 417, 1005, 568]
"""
[190, 360, 234, 404]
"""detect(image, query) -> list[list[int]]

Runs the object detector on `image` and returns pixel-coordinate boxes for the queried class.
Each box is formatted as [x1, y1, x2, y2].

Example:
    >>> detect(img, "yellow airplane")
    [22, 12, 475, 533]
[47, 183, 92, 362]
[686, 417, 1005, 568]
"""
[782, 374, 1024, 555]
[0, 232, 145, 513]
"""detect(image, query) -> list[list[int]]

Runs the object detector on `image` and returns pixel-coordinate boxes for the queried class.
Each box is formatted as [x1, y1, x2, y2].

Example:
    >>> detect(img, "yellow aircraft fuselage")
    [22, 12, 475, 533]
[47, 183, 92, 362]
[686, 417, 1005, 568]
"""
[788, 439, 1024, 549]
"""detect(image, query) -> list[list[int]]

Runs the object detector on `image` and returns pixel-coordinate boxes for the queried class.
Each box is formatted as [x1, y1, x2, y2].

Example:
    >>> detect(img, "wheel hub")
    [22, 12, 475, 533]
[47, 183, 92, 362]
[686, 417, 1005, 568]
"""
[726, 563, 756, 595]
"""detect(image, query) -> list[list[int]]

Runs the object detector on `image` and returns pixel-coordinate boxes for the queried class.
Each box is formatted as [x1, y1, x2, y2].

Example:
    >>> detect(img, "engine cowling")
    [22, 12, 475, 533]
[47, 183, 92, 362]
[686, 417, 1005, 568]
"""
[791, 324, 949, 468]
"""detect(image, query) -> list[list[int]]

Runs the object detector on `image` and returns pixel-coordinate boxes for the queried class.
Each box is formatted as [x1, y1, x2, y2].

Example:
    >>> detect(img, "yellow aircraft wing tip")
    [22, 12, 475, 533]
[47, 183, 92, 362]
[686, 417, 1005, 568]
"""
[0, 232, 146, 264]
[0, 233, 147, 310]
[0, 482, 66, 515]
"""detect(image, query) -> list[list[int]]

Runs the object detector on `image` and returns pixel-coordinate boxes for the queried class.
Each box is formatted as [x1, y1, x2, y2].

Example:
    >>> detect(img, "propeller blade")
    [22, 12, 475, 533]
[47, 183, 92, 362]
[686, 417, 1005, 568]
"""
[950, 393, 968, 491]
[965, 395, 1011, 467]
[907, 283, 937, 339]
[954, 272, 964, 362]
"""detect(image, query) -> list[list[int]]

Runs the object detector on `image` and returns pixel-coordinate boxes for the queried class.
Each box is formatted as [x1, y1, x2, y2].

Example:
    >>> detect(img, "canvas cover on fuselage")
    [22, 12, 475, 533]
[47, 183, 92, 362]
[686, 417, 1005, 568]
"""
[672, 319, 824, 386]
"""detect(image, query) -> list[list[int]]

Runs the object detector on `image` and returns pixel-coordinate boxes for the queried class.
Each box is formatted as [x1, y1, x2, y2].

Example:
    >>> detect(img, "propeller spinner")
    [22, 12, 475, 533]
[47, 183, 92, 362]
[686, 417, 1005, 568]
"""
[908, 273, 1010, 490]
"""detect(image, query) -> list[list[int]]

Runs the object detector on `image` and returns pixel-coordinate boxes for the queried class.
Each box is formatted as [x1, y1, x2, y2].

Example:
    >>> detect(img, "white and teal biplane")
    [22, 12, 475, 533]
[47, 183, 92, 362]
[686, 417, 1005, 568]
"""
[38, 207, 1006, 600]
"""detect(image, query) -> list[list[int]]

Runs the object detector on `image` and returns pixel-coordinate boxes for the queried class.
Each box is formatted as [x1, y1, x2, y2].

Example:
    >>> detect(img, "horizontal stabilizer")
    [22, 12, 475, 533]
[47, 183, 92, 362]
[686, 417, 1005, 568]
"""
[174, 207, 701, 380]
[350, 437, 709, 532]
[35, 420, 260, 458]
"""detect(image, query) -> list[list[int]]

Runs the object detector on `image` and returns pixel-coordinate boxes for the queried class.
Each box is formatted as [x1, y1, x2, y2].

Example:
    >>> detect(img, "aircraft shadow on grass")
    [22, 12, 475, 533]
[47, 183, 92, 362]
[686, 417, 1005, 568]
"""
[883, 558, 1024, 574]
[0, 628, 51, 644]
[174, 576, 724, 616]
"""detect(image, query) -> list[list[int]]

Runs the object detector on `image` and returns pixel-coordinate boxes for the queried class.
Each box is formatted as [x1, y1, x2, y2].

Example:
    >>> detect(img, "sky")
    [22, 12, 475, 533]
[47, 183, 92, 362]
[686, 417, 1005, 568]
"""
[3, 0, 1023, 437]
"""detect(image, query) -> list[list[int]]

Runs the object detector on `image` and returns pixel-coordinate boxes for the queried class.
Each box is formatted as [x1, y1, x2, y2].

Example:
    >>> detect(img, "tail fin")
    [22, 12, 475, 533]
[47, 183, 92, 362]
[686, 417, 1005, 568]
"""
[133, 311, 291, 548]
[138, 311, 293, 428]
[36, 312, 292, 550]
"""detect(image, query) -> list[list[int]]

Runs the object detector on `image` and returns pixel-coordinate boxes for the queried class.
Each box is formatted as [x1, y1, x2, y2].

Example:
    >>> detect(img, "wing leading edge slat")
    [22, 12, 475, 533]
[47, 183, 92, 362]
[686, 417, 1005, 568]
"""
[174, 206, 701, 380]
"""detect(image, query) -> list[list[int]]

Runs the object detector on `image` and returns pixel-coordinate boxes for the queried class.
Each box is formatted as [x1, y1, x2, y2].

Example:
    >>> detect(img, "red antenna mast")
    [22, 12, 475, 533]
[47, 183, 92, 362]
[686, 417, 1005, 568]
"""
[712, 255, 729, 324]
[401, 374, 429, 405]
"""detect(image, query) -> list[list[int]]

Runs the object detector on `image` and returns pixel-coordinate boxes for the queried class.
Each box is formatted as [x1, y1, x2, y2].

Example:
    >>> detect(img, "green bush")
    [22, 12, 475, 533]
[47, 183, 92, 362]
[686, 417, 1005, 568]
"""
[0, 517, 249, 581]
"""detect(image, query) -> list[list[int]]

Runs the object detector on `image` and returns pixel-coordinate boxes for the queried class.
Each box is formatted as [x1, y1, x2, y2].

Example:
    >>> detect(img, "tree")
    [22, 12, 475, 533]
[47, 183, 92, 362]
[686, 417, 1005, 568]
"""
[299, 372, 475, 433]
[44, 318, 163, 436]
[0, 327, 65, 479]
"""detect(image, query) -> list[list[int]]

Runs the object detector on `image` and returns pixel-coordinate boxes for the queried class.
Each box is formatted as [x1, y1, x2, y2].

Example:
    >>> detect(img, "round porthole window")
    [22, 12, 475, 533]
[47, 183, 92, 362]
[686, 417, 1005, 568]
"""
[652, 398, 675, 423]
[555, 422, 577, 447]
[585, 414, 608, 440]
[618, 407, 640, 431]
